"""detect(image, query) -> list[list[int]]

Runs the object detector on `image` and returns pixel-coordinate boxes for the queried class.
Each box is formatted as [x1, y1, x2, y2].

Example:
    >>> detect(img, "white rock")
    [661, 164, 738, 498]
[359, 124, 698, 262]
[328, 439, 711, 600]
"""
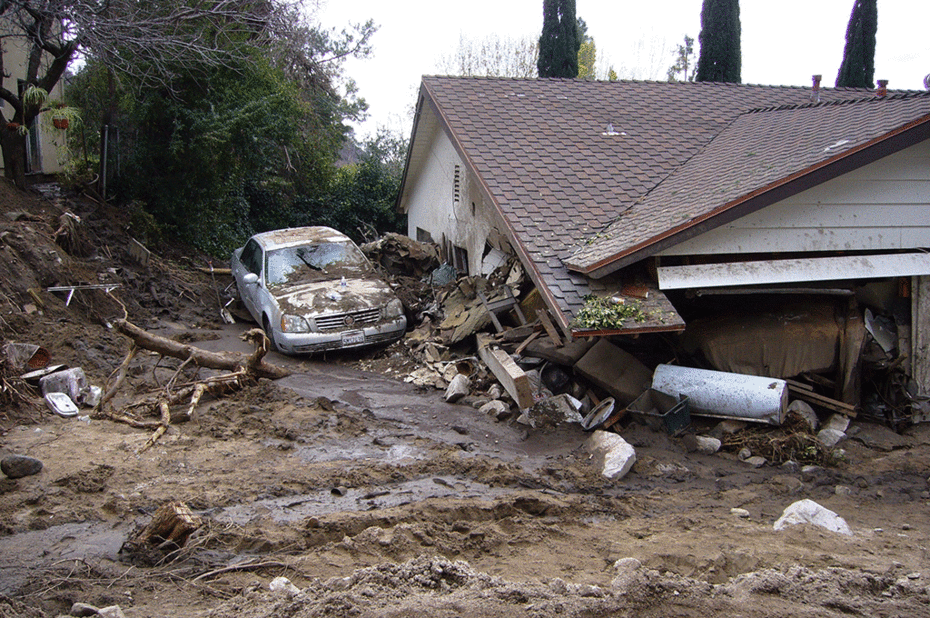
[718, 420, 748, 434]
[479, 400, 510, 420]
[773, 499, 851, 535]
[738, 447, 752, 461]
[610, 557, 643, 589]
[823, 414, 850, 433]
[269, 576, 301, 596]
[745, 455, 767, 468]
[787, 400, 818, 431]
[586, 430, 636, 480]
[731, 507, 750, 518]
[817, 427, 846, 448]
[444, 374, 471, 403]
[97, 607, 126, 618]
[694, 435, 721, 454]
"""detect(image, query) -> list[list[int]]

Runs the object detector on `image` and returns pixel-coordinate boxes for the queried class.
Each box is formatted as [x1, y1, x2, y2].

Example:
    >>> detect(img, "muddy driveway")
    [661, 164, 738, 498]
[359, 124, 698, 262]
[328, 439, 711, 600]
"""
[2, 319, 930, 617]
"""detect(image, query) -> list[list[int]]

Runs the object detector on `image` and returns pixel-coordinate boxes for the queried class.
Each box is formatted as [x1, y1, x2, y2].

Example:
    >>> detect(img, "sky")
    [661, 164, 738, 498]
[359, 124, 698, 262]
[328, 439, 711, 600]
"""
[315, 0, 929, 139]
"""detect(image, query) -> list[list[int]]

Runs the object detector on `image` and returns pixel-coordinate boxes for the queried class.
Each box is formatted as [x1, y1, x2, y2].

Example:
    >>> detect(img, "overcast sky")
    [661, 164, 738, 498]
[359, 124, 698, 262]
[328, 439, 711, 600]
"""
[316, 0, 929, 139]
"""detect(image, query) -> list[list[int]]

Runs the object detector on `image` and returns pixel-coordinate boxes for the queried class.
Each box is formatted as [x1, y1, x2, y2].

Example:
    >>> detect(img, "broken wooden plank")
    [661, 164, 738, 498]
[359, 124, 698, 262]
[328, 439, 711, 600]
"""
[477, 333, 533, 409]
[129, 238, 151, 266]
[788, 385, 857, 418]
[785, 379, 814, 392]
[514, 330, 541, 356]
[536, 308, 564, 347]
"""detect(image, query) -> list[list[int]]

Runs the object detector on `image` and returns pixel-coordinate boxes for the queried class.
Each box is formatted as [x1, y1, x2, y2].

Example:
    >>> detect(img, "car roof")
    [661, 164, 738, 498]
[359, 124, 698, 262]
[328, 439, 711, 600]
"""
[251, 226, 353, 250]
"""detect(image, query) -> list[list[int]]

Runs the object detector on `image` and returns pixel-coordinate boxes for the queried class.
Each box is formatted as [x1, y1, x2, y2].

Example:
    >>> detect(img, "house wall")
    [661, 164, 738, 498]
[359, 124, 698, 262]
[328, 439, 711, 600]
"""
[0, 38, 68, 176]
[658, 140, 930, 257]
[405, 127, 511, 275]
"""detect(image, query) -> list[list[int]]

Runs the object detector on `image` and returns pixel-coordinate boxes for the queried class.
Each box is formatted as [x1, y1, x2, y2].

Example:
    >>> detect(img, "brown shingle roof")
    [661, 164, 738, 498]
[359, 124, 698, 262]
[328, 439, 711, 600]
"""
[415, 76, 930, 328]
[568, 93, 930, 275]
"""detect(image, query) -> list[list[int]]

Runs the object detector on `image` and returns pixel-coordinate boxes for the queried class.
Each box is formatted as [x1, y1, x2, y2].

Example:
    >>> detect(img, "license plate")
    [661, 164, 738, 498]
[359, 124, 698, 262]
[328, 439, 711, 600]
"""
[341, 331, 365, 346]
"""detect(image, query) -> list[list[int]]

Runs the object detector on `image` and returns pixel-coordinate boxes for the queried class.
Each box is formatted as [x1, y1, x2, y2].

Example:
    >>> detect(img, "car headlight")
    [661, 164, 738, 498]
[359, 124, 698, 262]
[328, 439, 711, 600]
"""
[280, 314, 310, 333]
[384, 298, 404, 319]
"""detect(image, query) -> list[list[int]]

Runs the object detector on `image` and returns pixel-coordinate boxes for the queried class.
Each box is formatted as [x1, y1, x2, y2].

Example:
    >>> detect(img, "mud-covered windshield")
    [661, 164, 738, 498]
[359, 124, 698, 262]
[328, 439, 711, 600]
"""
[266, 241, 372, 286]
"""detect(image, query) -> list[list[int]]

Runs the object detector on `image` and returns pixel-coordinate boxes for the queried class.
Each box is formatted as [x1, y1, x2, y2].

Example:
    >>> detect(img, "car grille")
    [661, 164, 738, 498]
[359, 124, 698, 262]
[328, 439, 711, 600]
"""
[315, 307, 382, 331]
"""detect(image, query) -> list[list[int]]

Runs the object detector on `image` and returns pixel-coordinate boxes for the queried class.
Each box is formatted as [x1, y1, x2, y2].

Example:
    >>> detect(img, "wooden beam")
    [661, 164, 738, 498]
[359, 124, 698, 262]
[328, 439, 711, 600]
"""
[477, 334, 533, 409]
[787, 384, 857, 418]
[536, 309, 564, 347]
[912, 275, 930, 397]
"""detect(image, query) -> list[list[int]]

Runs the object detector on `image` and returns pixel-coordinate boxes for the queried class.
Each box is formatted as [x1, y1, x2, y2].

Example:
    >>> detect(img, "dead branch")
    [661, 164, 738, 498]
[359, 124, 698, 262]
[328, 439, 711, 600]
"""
[99, 343, 138, 413]
[191, 560, 290, 583]
[113, 319, 289, 380]
[99, 321, 287, 447]
[137, 402, 172, 455]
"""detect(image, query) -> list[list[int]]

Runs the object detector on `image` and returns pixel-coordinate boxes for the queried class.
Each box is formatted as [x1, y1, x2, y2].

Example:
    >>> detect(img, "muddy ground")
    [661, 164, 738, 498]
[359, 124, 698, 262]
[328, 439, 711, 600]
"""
[1, 182, 929, 617]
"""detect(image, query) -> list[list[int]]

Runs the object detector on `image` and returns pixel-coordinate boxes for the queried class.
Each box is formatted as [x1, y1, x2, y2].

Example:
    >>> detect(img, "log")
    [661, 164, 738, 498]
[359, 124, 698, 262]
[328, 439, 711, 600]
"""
[114, 319, 289, 380]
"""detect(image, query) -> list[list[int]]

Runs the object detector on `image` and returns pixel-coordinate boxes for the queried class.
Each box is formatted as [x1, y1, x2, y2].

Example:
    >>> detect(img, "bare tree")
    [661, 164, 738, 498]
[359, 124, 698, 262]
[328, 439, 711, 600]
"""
[434, 33, 538, 78]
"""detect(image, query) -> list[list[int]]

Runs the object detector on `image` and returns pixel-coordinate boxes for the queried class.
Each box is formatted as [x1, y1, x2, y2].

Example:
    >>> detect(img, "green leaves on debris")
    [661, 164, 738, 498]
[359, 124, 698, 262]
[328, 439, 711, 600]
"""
[573, 294, 647, 330]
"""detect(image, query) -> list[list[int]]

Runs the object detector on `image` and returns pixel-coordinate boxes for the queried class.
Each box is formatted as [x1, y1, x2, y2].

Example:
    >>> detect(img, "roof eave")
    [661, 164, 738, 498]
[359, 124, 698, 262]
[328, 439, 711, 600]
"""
[569, 114, 930, 280]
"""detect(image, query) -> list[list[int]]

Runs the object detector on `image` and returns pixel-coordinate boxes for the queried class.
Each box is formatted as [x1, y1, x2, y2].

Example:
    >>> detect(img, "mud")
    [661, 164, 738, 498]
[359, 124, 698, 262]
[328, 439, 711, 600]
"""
[1, 183, 930, 617]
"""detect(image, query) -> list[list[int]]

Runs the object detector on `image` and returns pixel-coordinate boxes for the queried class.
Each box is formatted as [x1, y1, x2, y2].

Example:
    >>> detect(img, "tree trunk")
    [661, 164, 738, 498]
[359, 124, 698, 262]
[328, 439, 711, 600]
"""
[113, 319, 291, 380]
[0, 129, 28, 189]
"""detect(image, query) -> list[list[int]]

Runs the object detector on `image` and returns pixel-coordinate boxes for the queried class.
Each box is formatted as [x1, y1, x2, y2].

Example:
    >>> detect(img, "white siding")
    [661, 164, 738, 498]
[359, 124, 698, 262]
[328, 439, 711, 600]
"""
[658, 140, 930, 256]
[405, 124, 511, 275]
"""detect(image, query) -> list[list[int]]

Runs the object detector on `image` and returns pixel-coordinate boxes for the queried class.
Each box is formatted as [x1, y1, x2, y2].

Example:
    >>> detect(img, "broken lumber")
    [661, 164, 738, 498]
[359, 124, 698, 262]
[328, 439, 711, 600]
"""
[787, 382, 857, 418]
[114, 319, 289, 380]
[536, 309, 565, 347]
[477, 333, 533, 409]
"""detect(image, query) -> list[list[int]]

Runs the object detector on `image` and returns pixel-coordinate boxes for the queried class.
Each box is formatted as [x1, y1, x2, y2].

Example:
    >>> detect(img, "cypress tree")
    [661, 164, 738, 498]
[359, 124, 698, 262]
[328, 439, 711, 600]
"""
[537, 0, 579, 78]
[695, 0, 741, 83]
[835, 0, 877, 88]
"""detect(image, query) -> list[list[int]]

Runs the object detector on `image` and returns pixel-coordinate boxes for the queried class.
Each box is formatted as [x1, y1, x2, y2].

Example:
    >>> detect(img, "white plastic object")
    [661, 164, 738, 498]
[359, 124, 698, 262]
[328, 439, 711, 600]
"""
[45, 392, 79, 417]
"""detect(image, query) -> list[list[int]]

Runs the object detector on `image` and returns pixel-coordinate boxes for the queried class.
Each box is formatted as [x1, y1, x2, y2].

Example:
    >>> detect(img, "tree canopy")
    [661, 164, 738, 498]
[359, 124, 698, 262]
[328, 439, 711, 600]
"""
[537, 0, 579, 78]
[60, 2, 406, 257]
[835, 0, 877, 88]
[695, 0, 741, 83]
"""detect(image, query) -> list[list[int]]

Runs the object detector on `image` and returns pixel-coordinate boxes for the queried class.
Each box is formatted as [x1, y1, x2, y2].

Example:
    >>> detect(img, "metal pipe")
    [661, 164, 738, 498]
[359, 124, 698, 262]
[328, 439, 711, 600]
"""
[652, 364, 787, 425]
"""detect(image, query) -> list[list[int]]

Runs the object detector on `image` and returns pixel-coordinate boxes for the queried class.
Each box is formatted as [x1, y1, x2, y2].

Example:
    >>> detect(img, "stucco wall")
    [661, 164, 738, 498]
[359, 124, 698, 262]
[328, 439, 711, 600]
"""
[0, 38, 68, 176]
[405, 126, 512, 275]
[659, 140, 930, 256]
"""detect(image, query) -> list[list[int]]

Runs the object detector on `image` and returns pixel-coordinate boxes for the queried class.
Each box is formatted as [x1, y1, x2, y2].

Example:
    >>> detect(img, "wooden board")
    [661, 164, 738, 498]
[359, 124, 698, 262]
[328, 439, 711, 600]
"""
[787, 384, 857, 418]
[477, 334, 533, 409]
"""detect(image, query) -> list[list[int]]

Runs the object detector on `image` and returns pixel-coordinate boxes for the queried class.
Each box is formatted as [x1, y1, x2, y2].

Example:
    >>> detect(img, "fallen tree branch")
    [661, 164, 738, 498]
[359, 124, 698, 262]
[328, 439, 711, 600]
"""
[114, 319, 289, 380]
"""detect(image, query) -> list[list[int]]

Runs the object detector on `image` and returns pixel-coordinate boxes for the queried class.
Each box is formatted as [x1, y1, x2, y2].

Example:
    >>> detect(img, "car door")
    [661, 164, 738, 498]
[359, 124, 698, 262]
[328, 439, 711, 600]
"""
[234, 239, 264, 320]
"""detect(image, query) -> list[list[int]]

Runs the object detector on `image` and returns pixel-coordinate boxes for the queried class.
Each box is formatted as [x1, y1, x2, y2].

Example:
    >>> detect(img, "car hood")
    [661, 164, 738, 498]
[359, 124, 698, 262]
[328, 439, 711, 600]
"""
[270, 277, 397, 314]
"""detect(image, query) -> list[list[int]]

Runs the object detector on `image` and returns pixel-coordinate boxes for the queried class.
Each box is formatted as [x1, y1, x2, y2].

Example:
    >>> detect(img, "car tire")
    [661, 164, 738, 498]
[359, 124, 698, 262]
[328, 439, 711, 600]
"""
[262, 316, 281, 353]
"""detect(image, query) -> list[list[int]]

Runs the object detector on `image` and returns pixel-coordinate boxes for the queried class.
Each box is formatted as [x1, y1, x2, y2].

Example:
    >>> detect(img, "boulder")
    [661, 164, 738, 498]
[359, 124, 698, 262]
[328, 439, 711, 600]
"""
[774, 499, 851, 535]
[444, 374, 470, 403]
[1, 454, 42, 479]
[586, 431, 636, 480]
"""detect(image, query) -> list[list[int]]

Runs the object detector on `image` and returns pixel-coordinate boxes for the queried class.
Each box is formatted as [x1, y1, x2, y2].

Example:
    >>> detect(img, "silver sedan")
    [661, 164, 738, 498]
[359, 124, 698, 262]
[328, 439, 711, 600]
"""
[231, 226, 407, 354]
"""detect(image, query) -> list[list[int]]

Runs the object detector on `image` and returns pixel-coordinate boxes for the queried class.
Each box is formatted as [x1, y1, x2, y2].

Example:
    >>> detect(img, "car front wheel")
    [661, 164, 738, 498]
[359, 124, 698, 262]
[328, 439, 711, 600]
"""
[262, 316, 281, 353]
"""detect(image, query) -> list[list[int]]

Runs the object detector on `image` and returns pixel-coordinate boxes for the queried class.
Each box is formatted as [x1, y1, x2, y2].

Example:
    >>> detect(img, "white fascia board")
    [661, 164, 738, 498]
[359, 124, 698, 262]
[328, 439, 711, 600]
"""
[658, 252, 930, 291]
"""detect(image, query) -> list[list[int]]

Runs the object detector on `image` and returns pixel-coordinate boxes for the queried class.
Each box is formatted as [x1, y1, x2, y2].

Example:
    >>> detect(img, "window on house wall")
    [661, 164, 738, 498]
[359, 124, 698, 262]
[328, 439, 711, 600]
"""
[452, 245, 468, 275]
[453, 165, 461, 205]
[416, 227, 433, 243]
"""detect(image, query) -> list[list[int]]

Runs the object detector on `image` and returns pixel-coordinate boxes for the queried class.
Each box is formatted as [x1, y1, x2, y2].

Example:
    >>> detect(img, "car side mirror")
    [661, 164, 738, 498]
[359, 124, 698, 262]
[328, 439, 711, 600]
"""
[243, 272, 259, 285]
